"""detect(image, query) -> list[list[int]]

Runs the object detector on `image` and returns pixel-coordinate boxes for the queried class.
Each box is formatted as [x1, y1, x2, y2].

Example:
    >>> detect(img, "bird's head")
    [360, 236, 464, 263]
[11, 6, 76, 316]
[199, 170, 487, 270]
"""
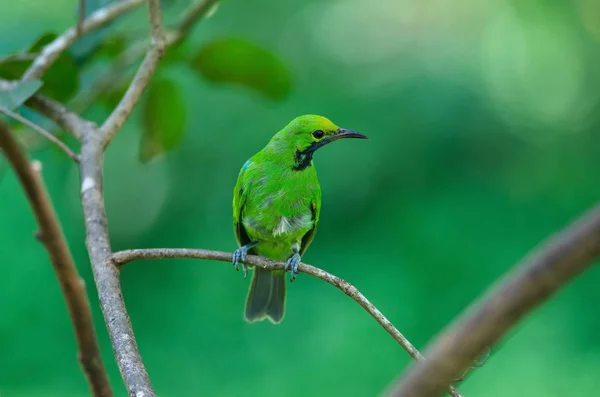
[269, 114, 368, 170]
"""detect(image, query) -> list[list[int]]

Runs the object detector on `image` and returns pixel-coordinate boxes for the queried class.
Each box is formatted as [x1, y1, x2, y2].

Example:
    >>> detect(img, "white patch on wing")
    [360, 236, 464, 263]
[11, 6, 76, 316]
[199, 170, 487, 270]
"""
[274, 216, 292, 236]
[273, 214, 314, 237]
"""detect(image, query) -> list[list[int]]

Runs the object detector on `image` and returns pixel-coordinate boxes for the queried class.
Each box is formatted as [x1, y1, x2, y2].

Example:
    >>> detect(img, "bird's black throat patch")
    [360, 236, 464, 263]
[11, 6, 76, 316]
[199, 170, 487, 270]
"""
[293, 148, 314, 171]
[293, 139, 330, 171]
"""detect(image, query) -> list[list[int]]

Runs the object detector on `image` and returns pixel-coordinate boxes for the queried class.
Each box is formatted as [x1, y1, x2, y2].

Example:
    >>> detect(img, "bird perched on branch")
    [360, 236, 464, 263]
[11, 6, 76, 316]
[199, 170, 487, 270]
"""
[232, 114, 368, 323]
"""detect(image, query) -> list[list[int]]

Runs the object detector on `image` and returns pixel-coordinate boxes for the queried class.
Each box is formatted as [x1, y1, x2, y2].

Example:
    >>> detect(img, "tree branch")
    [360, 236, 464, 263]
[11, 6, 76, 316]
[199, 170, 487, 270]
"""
[22, 0, 147, 81]
[76, 1, 166, 395]
[80, 133, 156, 396]
[0, 121, 112, 397]
[0, 105, 80, 162]
[110, 248, 465, 397]
[386, 202, 600, 397]
[98, 0, 165, 147]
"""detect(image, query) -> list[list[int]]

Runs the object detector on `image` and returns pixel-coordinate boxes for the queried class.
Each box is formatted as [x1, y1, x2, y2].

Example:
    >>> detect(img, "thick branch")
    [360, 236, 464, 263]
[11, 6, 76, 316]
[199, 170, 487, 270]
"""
[0, 105, 80, 162]
[0, 121, 112, 397]
[80, 134, 155, 396]
[110, 248, 464, 397]
[77, 1, 166, 395]
[98, 0, 166, 147]
[22, 0, 147, 81]
[386, 203, 600, 397]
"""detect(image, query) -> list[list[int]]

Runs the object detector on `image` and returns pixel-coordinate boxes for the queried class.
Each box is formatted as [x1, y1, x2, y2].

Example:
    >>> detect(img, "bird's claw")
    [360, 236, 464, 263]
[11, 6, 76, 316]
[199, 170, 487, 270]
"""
[285, 253, 301, 282]
[232, 247, 249, 279]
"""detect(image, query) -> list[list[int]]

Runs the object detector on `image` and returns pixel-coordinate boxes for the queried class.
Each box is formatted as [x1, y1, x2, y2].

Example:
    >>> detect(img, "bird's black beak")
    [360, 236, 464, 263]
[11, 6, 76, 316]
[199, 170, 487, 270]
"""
[303, 127, 368, 157]
[331, 128, 369, 142]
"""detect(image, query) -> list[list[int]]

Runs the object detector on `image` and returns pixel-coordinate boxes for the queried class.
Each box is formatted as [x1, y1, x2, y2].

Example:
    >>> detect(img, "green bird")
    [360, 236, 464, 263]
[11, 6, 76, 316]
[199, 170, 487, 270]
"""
[232, 114, 368, 323]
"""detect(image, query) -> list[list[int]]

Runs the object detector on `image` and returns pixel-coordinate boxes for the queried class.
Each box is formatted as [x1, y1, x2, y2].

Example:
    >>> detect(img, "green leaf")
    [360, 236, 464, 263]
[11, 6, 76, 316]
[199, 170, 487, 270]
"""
[140, 77, 187, 162]
[28, 32, 58, 52]
[0, 79, 43, 110]
[0, 32, 80, 102]
[94, 35, 127, 58]
[100, 80, 129, 109]
[160, 46, 188, 66]
[190, 38, 292, 100]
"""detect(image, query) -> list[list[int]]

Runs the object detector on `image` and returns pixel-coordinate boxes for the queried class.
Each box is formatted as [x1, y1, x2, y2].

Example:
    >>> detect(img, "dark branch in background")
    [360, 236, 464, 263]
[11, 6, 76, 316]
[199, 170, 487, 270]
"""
[0, 121, 112, 397]
[21, 0, 146, 81]
[0, 105, 80, 162]
[110, 248, 464, 397]
[386, 203, 600, 397]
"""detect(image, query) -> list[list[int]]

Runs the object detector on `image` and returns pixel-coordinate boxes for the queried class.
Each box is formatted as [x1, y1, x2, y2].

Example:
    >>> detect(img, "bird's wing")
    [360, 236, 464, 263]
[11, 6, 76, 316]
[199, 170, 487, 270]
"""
[233, 160, 252, 248]
[300, 186, 321, 256]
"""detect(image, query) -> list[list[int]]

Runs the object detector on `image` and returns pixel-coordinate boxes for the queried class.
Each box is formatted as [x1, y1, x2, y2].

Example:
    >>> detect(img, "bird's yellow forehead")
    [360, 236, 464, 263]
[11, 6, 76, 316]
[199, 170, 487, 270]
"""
[289, 114, 339, 133]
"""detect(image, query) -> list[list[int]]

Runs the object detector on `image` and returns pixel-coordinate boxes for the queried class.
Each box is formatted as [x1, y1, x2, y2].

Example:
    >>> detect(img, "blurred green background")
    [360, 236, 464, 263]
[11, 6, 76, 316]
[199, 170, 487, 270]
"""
[2, 0, 600, 396]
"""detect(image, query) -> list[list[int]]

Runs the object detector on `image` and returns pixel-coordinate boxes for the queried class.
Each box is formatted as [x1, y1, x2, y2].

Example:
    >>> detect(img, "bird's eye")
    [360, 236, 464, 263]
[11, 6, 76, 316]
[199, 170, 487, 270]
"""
[312, 130, 324, 139]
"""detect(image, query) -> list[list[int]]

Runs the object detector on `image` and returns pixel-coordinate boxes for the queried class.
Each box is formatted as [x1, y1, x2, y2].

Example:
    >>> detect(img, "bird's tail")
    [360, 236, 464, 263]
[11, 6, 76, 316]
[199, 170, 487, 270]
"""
[245, 267, 286, 323]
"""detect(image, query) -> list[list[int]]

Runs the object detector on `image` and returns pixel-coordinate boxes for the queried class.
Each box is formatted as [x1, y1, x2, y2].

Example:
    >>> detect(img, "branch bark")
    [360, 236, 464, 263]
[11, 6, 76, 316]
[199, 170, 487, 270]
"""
[386, 202, 600, 397]
[110, 248, 464, 397]
[76, 1, 165, 395]
[0, 121, 112, 397]
[80, 133, 156, 396]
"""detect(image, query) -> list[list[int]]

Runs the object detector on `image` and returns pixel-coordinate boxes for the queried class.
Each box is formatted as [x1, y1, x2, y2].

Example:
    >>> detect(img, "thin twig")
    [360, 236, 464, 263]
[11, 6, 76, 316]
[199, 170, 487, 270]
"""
[0, 105, 80, 162]
[0, 121, 112, 397]
[0, 79, 93, 141]
[98, 0, 165, 147]
[171, 0, 219, 44]
[110, 248, 464, 397]
[386, 203, 600, 397]
[22, 0, 147, 81]
[77, 0, 86, 36]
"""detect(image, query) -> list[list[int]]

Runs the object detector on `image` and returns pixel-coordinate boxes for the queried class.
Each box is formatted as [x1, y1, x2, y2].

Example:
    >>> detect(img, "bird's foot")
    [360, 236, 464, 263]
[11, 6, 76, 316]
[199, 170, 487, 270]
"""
[233, 241, 258, 279]
[285, 253, 301, 282]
